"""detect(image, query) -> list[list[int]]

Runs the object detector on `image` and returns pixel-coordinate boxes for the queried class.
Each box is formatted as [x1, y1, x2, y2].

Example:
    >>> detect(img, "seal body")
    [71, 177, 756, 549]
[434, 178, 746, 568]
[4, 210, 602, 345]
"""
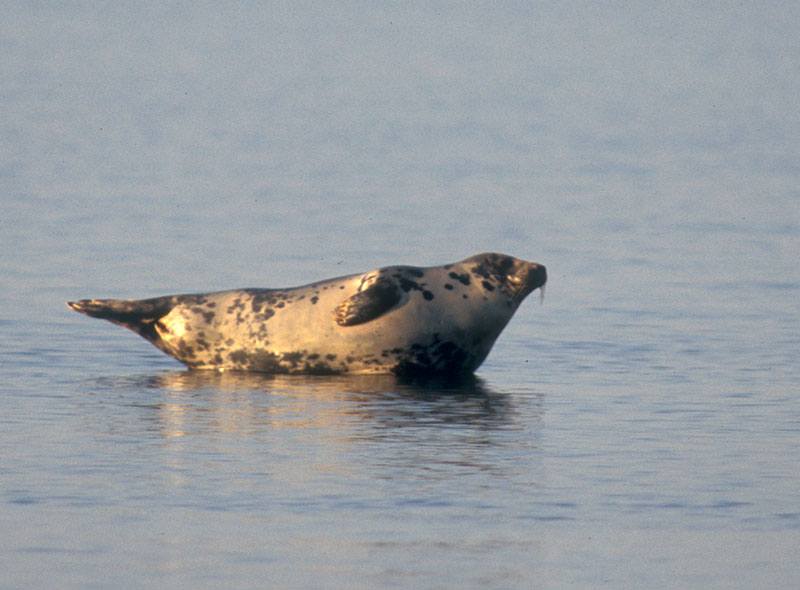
[67, 253, 546, 376]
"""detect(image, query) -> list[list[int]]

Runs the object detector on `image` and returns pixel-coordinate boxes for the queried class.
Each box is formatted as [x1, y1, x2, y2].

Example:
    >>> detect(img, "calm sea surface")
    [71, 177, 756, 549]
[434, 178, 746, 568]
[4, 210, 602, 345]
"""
[2, 3, 799, 588]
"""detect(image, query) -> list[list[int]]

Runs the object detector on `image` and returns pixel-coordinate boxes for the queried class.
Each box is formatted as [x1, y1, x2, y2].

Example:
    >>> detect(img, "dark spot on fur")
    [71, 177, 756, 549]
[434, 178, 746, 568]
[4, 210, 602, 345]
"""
[482, 280, 495, 291]
[381, 347, 404, 359]
[302, 362, 339, 375]
[174, 339, 195, 359]
[471, 254, 518, 294]
[282, 352, 304, 367]
[174, 295, 207, 306]
[220, 349, 337, 374]
[310, 296, 319, 304]
[392, 336, 469, 376]
[247, 289, 283, 309]
[225, 349, 341, 374]
[448, 271, 470, 285]
[229, 349, 249, 364]
[398, 277, 418, 292]
[227, 298, 246, 314]
[444, 283, 453, 290]
[395, 275, 434, 301]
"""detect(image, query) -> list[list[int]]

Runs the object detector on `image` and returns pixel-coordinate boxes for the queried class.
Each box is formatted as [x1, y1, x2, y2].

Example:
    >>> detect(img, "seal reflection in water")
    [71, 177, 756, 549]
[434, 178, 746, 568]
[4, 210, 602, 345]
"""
[67, 252, 546, 376]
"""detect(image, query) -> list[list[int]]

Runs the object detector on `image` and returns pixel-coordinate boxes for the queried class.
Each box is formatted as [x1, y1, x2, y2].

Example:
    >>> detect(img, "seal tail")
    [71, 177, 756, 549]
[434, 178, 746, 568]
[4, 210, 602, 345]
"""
[66, 297, 176, 345]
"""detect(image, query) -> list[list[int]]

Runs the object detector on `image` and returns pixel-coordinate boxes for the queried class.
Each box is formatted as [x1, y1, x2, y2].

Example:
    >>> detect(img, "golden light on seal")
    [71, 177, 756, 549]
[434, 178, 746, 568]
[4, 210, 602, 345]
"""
[67, 253, 546, 376]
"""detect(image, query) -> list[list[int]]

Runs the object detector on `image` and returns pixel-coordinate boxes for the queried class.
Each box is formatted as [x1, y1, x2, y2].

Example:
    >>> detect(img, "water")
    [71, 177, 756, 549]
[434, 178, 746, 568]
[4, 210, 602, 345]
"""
[2, 3, 800, 588]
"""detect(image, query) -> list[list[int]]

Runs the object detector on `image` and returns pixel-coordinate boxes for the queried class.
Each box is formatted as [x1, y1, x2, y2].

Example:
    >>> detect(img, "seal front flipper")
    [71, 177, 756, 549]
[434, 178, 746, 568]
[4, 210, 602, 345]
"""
[67, 296, 178, 345]
[334, 278, 405, 327]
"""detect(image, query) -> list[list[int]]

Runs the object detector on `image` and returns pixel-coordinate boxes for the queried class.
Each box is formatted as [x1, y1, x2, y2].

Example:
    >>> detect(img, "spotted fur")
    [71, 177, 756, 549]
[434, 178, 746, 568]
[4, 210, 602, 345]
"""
[67, 253, 546, 376]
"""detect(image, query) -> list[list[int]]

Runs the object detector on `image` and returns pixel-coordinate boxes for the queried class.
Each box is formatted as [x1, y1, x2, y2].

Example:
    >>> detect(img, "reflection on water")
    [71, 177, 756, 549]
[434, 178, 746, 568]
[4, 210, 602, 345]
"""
[144, 368, 497, 396]
[78, 370, 543, 498]
[86, 369, 538, 443]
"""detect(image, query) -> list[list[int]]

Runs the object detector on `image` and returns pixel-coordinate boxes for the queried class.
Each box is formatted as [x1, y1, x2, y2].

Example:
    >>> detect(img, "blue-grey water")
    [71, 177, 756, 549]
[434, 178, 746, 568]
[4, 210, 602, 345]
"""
[2, 3, 799, 588]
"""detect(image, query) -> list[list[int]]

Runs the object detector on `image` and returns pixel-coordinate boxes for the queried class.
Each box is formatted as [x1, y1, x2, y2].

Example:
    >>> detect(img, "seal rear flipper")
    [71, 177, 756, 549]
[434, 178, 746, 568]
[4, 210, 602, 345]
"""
[334, 278, 405, 327]
[67, 296, 177, 345]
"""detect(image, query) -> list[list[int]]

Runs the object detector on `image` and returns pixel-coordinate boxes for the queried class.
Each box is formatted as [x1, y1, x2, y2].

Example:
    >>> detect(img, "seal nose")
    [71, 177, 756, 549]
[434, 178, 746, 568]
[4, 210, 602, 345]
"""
[530, 264, 547, 290]
[513, 262, 547, 301]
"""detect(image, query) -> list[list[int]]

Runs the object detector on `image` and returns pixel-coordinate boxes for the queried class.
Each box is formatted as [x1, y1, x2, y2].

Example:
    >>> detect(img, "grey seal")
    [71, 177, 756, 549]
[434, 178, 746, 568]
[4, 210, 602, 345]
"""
[67, 252, 546, 376]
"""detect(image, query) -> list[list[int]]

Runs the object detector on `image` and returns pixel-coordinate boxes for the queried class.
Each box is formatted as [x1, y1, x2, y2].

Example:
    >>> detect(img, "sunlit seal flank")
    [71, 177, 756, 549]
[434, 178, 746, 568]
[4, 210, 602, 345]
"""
[67, 252, 546, 376]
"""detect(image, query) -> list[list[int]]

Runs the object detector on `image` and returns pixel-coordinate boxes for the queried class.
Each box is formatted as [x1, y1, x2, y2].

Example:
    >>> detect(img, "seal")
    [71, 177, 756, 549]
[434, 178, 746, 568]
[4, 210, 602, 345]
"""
[67, 252, 546, 376]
